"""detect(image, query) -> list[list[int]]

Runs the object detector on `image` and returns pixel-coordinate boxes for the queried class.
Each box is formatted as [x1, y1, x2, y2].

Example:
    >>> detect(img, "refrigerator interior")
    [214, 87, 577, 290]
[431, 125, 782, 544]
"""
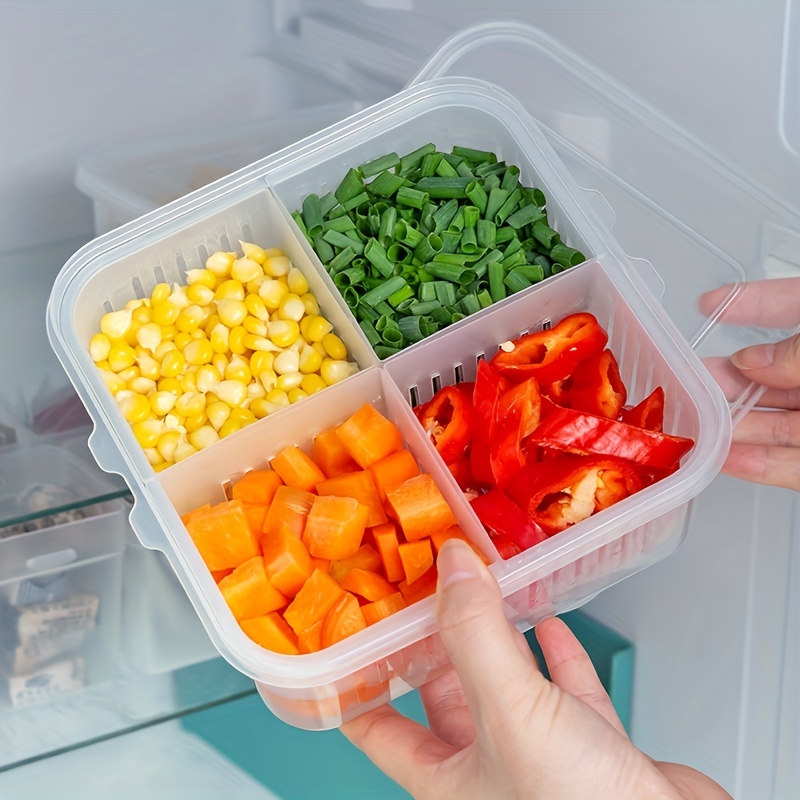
[0, 2, 798, 798]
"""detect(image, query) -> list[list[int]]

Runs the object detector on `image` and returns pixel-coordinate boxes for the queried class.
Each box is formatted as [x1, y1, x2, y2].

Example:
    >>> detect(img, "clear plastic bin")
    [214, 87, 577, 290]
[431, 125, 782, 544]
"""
[48, 72, 737, 729]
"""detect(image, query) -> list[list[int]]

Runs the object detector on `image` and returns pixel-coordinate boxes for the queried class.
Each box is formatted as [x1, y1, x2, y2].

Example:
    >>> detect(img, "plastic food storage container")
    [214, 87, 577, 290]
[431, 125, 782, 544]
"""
[0, 446, 126, 709]
[47, 24, 761, 729]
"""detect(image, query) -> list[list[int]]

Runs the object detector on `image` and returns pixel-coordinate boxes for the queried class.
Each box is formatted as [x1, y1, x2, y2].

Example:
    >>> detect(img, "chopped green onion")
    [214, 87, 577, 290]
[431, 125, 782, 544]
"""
[459, 293, 482, 316]
[398, 142, 437, 176]
[504, 268, 533, 294]
[369, 170, 408, 198]
[488, 261, 507, 303]
[364, 239, 394, 278]
[409, 300, 441, 316]
[550, 243, 586, 267]
[424, 262, 476, 285]
[335, 168, 365, 205]
[312, 235, 335, 265]
[361, 275, 407, 307]
[507, 203, 546, 229]
[323, 229, 364, 255]
[435, 157, 459, 178]
[397, 186, 430, 210]
[398, 315, 427, 343]
[451, 145, 497, 164]
[333, 267, 366, 289]
[387, 284, 415, 307]
[532, 221, 561, 249]
[495, 188, 522, 226]
[374, 345, 401, 359]
[341, 191, 370, 212]
[413, 233, 443, 263]
[359, 319, 381, 347]
[291, 211, 311, 244]
[434, 281, 457, 306]
[326, 246, 356, 273]
[476, 289, 493, 309]
[414, 177, 471, 199]
[465, 181, 488, 214]
[360, 152, 400, 178]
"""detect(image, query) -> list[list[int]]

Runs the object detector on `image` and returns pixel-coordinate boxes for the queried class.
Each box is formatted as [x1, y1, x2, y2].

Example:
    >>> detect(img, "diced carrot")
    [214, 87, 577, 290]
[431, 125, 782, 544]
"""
[302, 495, 369, 560]
[218, 556, 288, 621]
[211, 568, 234, 583]
[335, 403, 403, 468]
[369, 449, 420, 505]
[398, 539, 434, 585]
[430, 525, 490, 563]
[339, 678, 390, 712]
[321, 591, 367, 648]
[262, 525, 314, 598]
[297, 619, 324, 654]
[371, 522, 405, 583]
[231, 469, 283, 506]
[316, 470, 387, 528]
[185, 499, 261, 571]
[386, 474, 458, 542]
[329, 544, 383, 584]
[339, 567, 398, 602]
[310, 556, 331, 575]
[241, 502, 268, 536]
[270, 444, 327, 492]
[362, 592, 406, 625]
[311, 428, 360, 478]
[181, 503, 211, 526]
[398, 564, 438, 604]
[263, 485, 315, 540]
[240, 612, 300, 655]
[284, 568, 345, 635]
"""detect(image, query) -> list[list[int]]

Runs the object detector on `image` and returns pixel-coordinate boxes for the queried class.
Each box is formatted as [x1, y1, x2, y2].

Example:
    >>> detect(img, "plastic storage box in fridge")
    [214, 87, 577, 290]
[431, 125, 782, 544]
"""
[47, 76, 732, 729]
[0, 446, 126, 710]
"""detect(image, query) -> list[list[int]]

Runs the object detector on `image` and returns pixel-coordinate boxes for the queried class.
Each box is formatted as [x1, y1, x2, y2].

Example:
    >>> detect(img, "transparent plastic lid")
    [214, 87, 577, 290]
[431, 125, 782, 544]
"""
[410, 21, 800, 421]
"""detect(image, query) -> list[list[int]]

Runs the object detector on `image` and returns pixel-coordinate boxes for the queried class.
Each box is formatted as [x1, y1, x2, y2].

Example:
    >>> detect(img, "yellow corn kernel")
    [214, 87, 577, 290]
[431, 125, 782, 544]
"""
[188, 425, 220, 451]
[184, 412, 208, 434]
[225, 355, 251, 384]
[152, 462, 170, 472]
[186, 268, 216, 288]
[231, 257, 262, 284]
[258, 278, 289, 310]
[151, 283, 172, 305]
[297, 343, 323, 375]
[132, 418, 164, 449]
[265, 389, 290, 408]
[160, 349, 186, 378]
[244, 294, 269, 321]
[228, 325, 248, 355]
[196, 364, 222, 393]
[247, 381, 266, 402]
[95, 359, 110, 371]
[273, 350, 299, 375]
[240, 240, 267, 264]
[312, 341, 328, 358]
[249, 350, 274, 378]
[276, 371, 303, 393]
[190, 328, 206, 340]
[300, 373, 326, 395]
[158, 377, 183, 395]
[212, 353, 229, 375]
[206, 401, 231, 431]
[217, 298, 248, 328]
[209, 322, 230, 354]
[206, 250, 235, 277]
[124, 298, 145, 311]
[245, 275, 266, 296]
[108, 343, 137, 372]
[99, 369, 126, 395]
[143, 447, 165, 467]
[160, 324, 178, 342]
[150, 390, 177, 416]
[174, 332, 193, 350]
[131, 305, 153, 325]
[174, 440, 198, 463]
[152, 300, 180, 327]
[89, 333, 111, 362]
[137, 354, 161, 381]
[204, 312, 220, 335]
[179, 369, 199, 393]
[100, 309, 133, 341]
[156, 430, 182, 462]
[322, 332, 347, 360]
[229, 407, 256, 425]
[263, 254, 291, 277]
[277, 293, 305, 323]
[183, 337, 214, 366]
[175, 391, 206, 418]
[286, 267, 309, 296]
[128, 376, 156, 395]
[303, 315, 334, 343]
[153, 341, 177, 361]
[186, 283, 215, 307]
[135, 322, 163, 351]
[117, 366, 140, 383]
[287, 387, 308, 404]
[320, 358, 358, 386]
[267, 319, 300, 349]
[117, 391, 151, 424]
[249, 398, 273, 419]
[214, 279, 245, 302]
[168, 285, 190, 310]
[242, 315, 267, 337]
[219, 418, 245, 438]
[175, 304, 204, 333]
[259, 368, 278, 393]
[245, 334, 281, 353]
[216, 380, 247, 407]
[300, 292, 320, 317]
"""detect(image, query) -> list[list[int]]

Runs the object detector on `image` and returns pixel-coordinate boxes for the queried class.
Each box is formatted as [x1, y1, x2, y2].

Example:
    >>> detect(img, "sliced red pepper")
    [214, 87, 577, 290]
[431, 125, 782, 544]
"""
[504, 454, 644, 535]
[489, 312, 608, 384]
[490, 377, 541, 487]
[470, 489, 548, 552]
[469, 360, 508, 486]
[620, 387, 665, 432]
[566, 349, 627, 419]
[529, 406, 694, 471]
[414, 383, 474, 465]
[448, 457, 479, 493]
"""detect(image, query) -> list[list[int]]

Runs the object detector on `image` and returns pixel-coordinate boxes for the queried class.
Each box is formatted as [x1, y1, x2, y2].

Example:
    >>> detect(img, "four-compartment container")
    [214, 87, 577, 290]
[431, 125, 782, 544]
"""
[47, 76, 733, 728]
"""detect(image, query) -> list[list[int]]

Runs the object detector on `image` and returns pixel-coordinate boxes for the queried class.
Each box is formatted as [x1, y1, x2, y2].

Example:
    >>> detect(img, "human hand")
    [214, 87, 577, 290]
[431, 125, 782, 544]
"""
[700, 277, 800, 491]
[341, 540, 731, 800]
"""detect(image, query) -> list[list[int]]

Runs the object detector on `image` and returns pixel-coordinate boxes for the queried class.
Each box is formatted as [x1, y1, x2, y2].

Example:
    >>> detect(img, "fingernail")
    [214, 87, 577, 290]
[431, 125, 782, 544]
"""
[731, 342, 775, 370]
[437, 539, 482, 588]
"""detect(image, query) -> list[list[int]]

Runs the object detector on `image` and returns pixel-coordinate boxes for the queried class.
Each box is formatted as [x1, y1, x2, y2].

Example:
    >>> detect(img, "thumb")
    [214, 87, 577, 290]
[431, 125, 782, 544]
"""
[731, 333, 800, 390]
[435, 540, 541, 728]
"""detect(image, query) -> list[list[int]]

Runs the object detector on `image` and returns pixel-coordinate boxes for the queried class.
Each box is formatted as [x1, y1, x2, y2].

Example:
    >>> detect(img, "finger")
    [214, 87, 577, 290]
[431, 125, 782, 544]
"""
[703, 357, 800, 410]
[535, 617, 627, 737]
[698, 279, 800, 328]
[731, 332, 800, 391]
[732, 409, 800, 447]
[435, 540, 541, 731]
[341, 702, 456, 795]
[722, 442, 800, 492]
[419, 666, 476, 749]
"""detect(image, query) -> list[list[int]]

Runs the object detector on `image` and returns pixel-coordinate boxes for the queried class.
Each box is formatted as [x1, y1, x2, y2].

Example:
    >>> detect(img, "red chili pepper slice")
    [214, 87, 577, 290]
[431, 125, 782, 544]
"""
[529, 406, 694, 471]
[504, 454, 644, 535]
[489, 312, 608, 385]
[414, 384, 474, 465]
[470, 489, 548, 552]
[490, 377, 541, 487]
[620, 387, 665, 432]
[566, 349, 627, 419]
[448, 457, 478, 493]
[469, 360, 508, 486]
